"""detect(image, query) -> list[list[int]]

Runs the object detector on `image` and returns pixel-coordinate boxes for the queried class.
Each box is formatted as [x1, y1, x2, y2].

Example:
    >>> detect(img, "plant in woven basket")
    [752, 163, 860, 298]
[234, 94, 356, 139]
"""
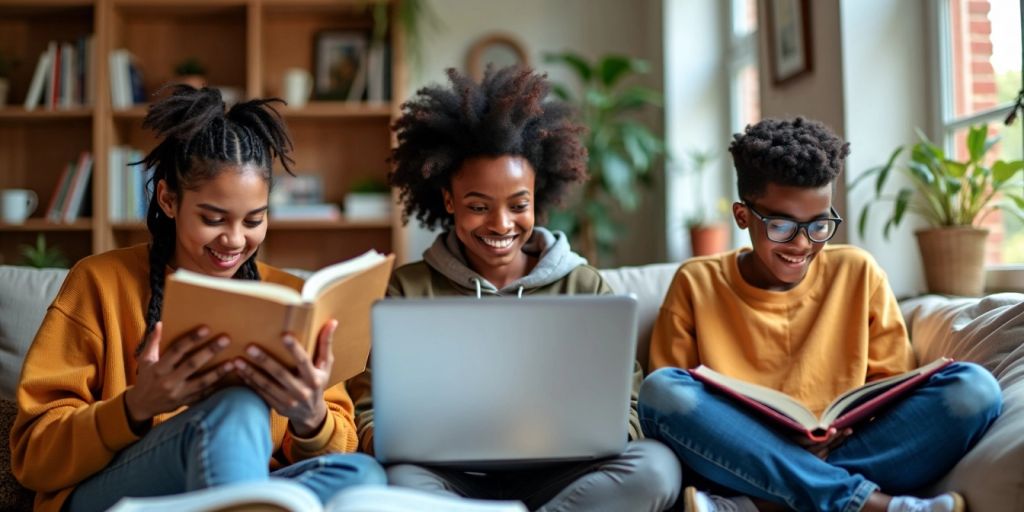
[853, 123, 1024, 295]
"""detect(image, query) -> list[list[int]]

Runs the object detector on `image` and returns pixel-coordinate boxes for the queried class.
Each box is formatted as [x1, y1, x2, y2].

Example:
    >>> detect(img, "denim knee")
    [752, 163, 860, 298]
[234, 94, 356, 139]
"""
[639, 367, 701, 421]
[939, 362, 1002, 425]
[193, 386, 270, 434]
[318, 452, 387, 486]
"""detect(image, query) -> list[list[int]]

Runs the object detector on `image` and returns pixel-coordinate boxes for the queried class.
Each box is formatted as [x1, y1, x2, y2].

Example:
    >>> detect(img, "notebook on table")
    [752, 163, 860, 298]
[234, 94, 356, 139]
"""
[371, 295, 639, 470]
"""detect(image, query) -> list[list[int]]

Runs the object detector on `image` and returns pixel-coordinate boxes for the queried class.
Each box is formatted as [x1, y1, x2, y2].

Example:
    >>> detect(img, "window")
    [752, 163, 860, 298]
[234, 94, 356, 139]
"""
[937, 0, 1023, 265]
[729, 0, 761, 133]
[728, 0, 761, 248]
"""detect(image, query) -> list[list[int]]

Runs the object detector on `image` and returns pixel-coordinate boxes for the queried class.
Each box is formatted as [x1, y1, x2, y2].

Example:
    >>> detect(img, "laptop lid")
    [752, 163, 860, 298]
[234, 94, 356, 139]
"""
[371, 295, 638, 469]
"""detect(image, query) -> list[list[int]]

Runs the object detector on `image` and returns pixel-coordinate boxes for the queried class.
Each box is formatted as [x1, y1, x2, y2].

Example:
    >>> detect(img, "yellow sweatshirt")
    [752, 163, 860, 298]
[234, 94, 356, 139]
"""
[648, 245, 914, 416]
[9, 244, 359, 512]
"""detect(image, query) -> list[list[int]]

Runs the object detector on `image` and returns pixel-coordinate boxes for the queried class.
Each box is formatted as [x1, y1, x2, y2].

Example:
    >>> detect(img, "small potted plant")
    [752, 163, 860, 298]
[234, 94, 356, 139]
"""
[174, 57, 206, 89]
[854, 124, 1024, 296]
[18, 234, 69, 268]
[344, 177, 392, 220]
[683, 149, 730, 257]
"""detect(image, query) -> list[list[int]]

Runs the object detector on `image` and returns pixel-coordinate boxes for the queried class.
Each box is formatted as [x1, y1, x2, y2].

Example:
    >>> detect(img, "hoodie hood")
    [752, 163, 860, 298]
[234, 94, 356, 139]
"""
[423, 226, 588, 296]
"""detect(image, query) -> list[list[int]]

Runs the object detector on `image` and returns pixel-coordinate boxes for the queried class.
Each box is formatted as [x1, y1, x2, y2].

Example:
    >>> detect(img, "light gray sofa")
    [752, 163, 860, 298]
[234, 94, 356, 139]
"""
[1, 263, 1022, 511]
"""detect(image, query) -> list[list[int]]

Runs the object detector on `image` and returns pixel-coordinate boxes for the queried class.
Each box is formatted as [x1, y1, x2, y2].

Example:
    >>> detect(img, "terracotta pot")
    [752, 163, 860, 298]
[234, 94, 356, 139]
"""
[689, 223, 729, 257]
[915, 227, 989, 296]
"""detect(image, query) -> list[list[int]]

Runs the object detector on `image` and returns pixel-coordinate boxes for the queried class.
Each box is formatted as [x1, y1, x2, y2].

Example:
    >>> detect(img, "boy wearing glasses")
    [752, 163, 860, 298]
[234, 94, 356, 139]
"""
[637, 117, 1001, 512]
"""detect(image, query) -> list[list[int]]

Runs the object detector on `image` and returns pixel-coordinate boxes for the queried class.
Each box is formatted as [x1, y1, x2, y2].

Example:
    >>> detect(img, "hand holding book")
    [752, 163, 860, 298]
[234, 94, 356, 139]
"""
[690, 357, 954, 442]
[160, 250, 395, 389]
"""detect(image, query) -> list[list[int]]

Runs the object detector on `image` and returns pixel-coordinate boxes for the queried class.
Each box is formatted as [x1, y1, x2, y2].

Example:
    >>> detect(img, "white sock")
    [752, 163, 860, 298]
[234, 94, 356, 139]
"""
[887, 494, 959, 512]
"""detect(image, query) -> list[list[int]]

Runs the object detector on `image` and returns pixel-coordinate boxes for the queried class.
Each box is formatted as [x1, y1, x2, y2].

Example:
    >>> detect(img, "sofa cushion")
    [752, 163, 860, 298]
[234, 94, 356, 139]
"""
[599, 263, 678, 372]
[901, 293, 1024, 512]
[0, 266, 68, 401]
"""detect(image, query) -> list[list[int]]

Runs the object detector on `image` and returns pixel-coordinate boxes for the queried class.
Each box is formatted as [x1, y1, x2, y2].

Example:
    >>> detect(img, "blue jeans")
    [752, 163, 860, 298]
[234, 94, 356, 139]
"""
[66, 387, 385, 512]
[638, 363, 1001, 512]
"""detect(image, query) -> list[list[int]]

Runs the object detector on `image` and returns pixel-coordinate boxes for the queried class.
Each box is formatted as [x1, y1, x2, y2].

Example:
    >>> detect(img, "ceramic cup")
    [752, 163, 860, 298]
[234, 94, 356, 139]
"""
[283, 68, 314, 108]
[1, 189, 38, 224]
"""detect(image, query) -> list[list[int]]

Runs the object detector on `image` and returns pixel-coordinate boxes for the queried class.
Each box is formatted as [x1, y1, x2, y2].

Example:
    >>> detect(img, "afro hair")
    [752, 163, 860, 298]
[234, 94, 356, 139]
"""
[729, 116, 850, 201]
[389, 65, 588, 230]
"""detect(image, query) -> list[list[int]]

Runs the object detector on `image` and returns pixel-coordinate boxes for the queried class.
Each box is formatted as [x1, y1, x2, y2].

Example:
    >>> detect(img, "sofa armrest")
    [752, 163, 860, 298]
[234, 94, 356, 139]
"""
[900, 293, 1024, 511]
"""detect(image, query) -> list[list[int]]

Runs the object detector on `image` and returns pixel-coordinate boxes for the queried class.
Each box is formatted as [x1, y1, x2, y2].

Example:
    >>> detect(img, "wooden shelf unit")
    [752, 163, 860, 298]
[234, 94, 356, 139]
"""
[0, 0, 406, 268]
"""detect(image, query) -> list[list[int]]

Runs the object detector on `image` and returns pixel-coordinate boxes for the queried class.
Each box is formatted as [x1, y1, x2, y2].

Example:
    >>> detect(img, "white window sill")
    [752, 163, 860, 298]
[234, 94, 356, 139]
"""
[986, 266, 1024, 293]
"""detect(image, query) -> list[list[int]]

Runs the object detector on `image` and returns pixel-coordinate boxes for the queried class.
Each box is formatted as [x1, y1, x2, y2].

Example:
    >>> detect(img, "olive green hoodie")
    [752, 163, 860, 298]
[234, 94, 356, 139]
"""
[348, 227, 644, 454]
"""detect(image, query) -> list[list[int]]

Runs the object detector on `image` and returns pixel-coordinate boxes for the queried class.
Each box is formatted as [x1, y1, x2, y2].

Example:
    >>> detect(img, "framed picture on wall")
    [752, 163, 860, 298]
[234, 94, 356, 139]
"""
[767, 0, 813, 84]
[313, 30, 368, 101]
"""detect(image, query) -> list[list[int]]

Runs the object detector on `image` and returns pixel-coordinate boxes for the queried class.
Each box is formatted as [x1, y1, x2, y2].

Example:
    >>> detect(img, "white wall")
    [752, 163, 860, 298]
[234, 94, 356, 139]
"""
[402, 0, 665, 266]
[663, 0, 730, 261]
[757, 0, 849, 221]
[840, 0, 932, 297]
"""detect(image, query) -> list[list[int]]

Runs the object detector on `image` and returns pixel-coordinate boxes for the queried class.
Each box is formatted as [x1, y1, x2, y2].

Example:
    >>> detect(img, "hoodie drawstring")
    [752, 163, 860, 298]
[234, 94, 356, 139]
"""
[471, 278, 526, 298]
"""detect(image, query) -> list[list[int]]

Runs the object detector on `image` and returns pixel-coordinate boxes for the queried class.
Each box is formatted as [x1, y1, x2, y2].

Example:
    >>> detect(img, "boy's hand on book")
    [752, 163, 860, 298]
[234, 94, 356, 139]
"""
[792, 427, 853, 460]
[234, 319, 339, 437]
[126, 322, 235, 425]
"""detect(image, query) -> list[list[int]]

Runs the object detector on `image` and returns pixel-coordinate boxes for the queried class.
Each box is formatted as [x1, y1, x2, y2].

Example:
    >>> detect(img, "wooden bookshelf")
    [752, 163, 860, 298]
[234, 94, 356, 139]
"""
[0, 0, 406, 269]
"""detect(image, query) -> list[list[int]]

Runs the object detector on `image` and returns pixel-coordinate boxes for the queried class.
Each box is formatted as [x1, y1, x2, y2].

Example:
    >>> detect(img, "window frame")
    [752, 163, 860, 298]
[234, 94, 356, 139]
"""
[931, 0, 1023, 276]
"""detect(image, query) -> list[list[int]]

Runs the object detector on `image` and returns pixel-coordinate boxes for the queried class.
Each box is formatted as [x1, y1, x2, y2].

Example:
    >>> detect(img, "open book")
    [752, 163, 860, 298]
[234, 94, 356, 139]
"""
[690, 357, 953, 442]
[160, 250, 395, 387]
[107, 480, 528, 512]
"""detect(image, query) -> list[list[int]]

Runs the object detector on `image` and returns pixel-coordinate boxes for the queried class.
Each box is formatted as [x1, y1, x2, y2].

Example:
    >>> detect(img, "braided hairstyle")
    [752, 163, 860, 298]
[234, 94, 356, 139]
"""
[137, 85, 294, 354]
[729, 117, 850, 202]
[390, 65, 588, 230]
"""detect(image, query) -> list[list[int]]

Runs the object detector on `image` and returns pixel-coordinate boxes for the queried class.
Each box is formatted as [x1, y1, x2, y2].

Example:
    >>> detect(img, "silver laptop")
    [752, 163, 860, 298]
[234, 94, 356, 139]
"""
[371, 295, 638, 469]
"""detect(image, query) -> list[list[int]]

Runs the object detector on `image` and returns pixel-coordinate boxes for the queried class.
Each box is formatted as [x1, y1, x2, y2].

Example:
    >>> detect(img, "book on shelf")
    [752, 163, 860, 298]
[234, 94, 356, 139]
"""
[60, 152, 93, 223]
[44, 162, 74, 222]
[23, 36, 94, 111]
[108, 146, 151, 221]
[160, 250, 396, 388]
[690, 357, 954, 442]
[24, 50, 51, 111]
[108, 480, 528, 512]
[108, 49, 142, 109]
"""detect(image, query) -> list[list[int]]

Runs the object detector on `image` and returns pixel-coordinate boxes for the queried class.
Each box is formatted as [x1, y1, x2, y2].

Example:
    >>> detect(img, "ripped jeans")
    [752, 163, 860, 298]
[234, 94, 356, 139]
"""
[638, 363, 1002, 512]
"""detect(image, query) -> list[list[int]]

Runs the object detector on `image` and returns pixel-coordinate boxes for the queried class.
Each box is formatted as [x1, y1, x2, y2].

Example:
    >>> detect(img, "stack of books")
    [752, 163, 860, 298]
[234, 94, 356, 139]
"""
[23, 36, 96, 111]
[44, 151, 93, 223]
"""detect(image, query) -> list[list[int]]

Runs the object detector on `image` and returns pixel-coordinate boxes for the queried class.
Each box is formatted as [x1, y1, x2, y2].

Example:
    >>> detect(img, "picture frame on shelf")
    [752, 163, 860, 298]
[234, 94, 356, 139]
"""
[313, 30, 368, 101]
[767, 0, 812, 84]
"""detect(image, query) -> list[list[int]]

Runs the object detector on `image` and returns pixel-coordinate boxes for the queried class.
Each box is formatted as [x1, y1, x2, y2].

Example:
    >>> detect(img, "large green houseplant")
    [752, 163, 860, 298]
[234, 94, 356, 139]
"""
[854, 124, 1024, 295]
[544, 53, 665, 265]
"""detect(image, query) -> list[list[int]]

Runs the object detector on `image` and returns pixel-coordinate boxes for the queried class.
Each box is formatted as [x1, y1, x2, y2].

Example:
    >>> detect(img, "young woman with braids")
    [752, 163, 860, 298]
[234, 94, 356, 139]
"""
[346, 66, 682, 512]
[9, 86, 385, 512]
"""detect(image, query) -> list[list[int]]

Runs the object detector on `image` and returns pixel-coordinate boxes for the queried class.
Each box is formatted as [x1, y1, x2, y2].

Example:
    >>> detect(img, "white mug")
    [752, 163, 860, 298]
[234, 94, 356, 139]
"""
[283, 68, 313, 108]
[1, 188, 38, 224]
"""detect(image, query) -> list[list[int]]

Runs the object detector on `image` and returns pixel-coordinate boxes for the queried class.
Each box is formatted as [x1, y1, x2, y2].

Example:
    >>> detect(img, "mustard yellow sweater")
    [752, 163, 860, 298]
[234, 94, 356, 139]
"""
[9, 244, 359, 512]
[648, 245, 915, 416]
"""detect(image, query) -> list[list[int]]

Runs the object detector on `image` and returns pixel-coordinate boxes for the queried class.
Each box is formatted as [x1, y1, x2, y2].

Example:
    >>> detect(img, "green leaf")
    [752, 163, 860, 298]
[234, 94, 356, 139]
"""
[544, 52, 592, 83]
[857, 204, 871, 239]
[993, 160, 1024, 183]
[601, 152, 637, 210]
[550, 83, 572, 101]
[610, 86, 662, 111]
[892, 188, 913, 227]
[966, 124, 987, 163]
[597, 55, 634, 88]
[944, 160, 968, 178]
[906, 161, 935, 185]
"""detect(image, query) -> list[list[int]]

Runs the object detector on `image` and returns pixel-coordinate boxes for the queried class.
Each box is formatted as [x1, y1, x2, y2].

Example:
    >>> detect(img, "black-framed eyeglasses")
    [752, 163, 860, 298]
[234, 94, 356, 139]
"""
[744, 202, 843, 243]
